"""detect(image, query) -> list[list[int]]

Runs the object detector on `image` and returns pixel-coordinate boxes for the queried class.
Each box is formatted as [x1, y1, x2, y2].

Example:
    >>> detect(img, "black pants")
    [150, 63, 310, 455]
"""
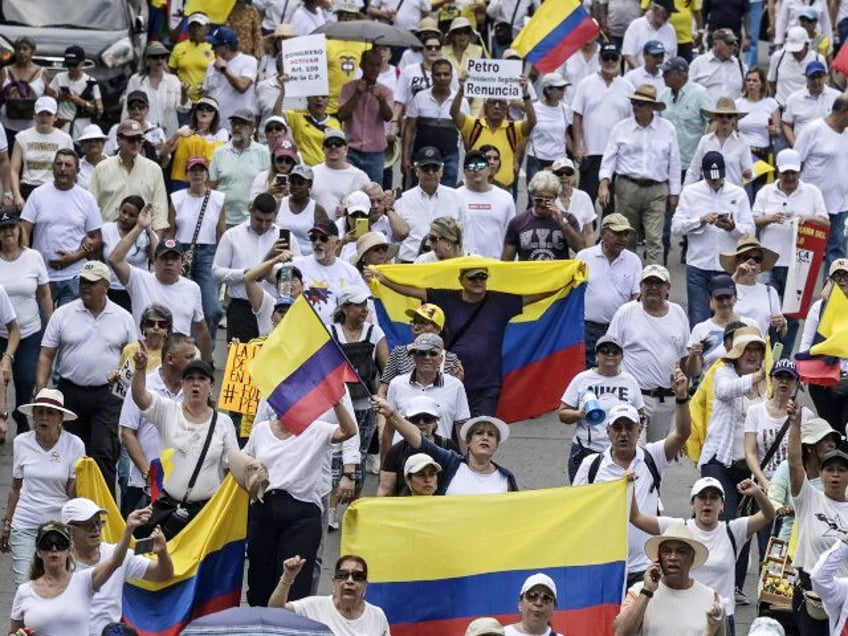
[467, 386, 501, 418]
[107, 289, 132, 314]
[226, 299, 258, 343]
[58, 379, 121, 497]
[247, 490, 322, 606]
[809, 383, 848, 435]
[793, 570, 828, 636]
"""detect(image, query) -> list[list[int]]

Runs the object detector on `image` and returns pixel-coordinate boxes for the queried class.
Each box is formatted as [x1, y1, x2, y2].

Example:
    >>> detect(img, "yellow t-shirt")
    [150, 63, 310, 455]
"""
[640, 0, 702, 45]
[459, 116, 526, 187]
[169, 40, 215, 103]
[326, 39, 370, 113]
[285, 110, 343, 167]
[171, 134, 227, 182]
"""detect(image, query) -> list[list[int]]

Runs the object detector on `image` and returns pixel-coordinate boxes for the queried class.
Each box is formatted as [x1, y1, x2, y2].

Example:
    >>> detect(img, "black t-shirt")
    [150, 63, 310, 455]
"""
[504, 209, 579, 261]
[382, 435, 459, 495]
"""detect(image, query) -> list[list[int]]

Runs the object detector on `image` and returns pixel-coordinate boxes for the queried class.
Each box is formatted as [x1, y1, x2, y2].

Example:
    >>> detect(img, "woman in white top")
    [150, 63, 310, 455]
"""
[685, 98, 754, 187]
[276, 164, 329, 255]
[10, 513, 149, 636]
[734, 68, 780, 154]
[414, 216, 465, 263]
[0, 389, 85, 585]
[130, 350, 237, 539]
[0, 37, 49, 143]
[250, 136, 298, 203]
[169, 155, 226, 339]
[121, 42, 188, 138]
[552, 157, 595, 246]
[101, 196, 159, 312]
[0, 285, 19, 442]
[271, 554, 391, 636]
[631, 476, 774, 628]
[526, 74, 571, 186]
[0, 210, 51, 436]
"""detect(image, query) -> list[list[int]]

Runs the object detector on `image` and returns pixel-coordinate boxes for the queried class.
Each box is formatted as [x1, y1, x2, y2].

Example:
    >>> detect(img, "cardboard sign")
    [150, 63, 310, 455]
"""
[219, 342, 263, 415]
[782, 218, 829, 318]
[281, 34, 329, 98]
[111, 358, 133, 399]
[463, 58, 523, 100]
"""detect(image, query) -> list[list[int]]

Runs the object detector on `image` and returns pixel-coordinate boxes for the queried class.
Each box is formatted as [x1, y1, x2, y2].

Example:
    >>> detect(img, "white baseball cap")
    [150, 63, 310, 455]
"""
[61, 498, 107, 525]
[34, 95, 58, 115]
[784, 26, 810, 52]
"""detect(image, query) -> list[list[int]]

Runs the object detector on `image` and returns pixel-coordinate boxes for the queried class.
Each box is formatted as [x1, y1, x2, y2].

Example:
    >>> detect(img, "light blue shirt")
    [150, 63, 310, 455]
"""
[660, 80, 714, 170]
[209, 141, 270, 226]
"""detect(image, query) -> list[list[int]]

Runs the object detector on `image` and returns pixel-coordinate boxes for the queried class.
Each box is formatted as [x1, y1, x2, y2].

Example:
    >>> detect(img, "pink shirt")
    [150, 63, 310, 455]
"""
[339, 80, 394, 153]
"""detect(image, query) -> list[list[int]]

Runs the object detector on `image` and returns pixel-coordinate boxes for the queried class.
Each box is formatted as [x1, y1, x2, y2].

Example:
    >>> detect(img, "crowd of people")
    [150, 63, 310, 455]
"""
[2, 0, 848, 634]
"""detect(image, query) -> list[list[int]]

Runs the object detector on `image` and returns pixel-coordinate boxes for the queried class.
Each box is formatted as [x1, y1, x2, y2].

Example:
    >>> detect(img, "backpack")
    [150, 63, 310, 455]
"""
[331, 324, 377, 400]
[467, 119, 518, 155]
[2, 67, 40, 120]
[587, 450, 662, 495]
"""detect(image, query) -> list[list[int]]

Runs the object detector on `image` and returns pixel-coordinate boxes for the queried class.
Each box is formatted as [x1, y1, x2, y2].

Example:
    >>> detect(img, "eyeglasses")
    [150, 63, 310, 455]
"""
[128, 102, 147, 111]
[144, 319, 170, 329]
[464, 272, 489, 281]
[70, 517, 104, 531]
[411, 349, 440, 357]
[38, 538, 70, 551]
[524, 591, 555, 604]
[266, 125, 285, 132]
[120, 135, 143, 144]
[831, 271, 848, 282]
[334, 569, 367, 582]
[275, 156, 295, 164]
[417, 164, 441, 173]
[409, 414, 438, 424]
[148, 54, 169, 60]
[196, 104, 216, 113]
[324, 139, 346, 148]
[597, 346, 621, 355]
[424, 44, 442, 51]
[465, 161, 488, 172]
[740, 252, 763, 264]
[554, 168, 575, 177]
[308, 232, 329, 243]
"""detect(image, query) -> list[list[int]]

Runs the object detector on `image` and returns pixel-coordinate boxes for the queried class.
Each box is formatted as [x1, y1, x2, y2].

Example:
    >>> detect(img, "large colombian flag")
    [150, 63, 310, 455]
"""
[248, 296, 358, 434]
[371, 257, 586, 423]
[74, 458, 249, 636]
[510, 0, 600, 73]
[342, 479, 628, 635]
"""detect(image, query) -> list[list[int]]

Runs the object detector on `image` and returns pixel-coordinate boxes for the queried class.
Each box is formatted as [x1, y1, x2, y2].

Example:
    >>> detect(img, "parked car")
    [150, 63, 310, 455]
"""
[0, 0, 147, 123]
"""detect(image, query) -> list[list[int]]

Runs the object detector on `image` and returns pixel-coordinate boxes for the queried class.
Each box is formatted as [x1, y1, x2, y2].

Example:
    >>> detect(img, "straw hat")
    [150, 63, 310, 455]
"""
[644, 523, 708, 570]
[701, 96, 748, 120]
[627, 84, 666, 111]
[265, 23, 296, 39]
[18, 388, 78, 421]
[719, 235, 778, 273]
[722, 326, 766, 361]
[349, 231, 398, 265]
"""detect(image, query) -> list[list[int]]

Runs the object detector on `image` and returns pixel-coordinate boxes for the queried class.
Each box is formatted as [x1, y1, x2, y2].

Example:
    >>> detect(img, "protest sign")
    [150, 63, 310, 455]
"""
[783, 218, 829, 318]
[219, 342, 262, 415]
[463, 58, 523, 100]
[282, 34, 329, 97]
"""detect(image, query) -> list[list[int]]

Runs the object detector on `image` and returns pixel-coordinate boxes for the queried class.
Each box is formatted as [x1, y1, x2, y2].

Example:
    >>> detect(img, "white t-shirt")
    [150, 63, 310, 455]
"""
[310, 163, 370, 216]
[795, 117, 848, 213]
[0, 248, 47, 338]
[171, 189, 226, 245]
[202, 52, 258, 127]
[445, 462, 510, 495]
[504, 626, 552, 636]
[734, 282, 781, 338]
[0, 284, 15, 329]
[793, 477, 848, 574]
[371, 0, 430, 30]
[49, 71, 102, 128]
[556, 188, 596, 230]
[456, 185, 516, 260]
[626, 579, 719, 635]
[244, 419, 336, 510]
[528, 100, 571, 161]
[75, 543, 151, 636]
[142, 393, 237, 501]
[101, 222, 151, 291]
[744, 402, 812, 478]
[289, 595, 391, 636]
[11, 430, 86, 529]
[561, 368, 644, 452]
[11, 568, 94, 636]
[688, 316, 758, 370]
[291, 255, 364, 325]
[387, 371, 471, 441]
[14, 126, 74, 186]
[571, 74, 634, 155]
[658, 516, 748, 616]
[735, 96, 780, 148]
[277, 197, 322, 256]
[125, 267, 204, 336]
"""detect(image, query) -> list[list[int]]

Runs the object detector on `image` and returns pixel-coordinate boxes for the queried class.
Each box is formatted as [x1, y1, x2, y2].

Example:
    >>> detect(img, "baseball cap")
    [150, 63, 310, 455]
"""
[36, 521, 71, 546]
[605, 403, 641, 427]
[805, 60, 827, 76]
[34, 96, 58, 115]
[540, 73, 569, 90]
[661, 56, 689, 74]
[829, 258, 848, 277]
[405, 303, 445, 329]
[0, 209, 20, 227]
[520, 572, 558, 601]
[690, 476, 724, 499]
[641, 263, 671, 283]
[404, 453, 442, 476]
[336, 285, 371, 305]
[708, 273, 736, 297]
[643, 40, 666, 55]
[273, 137, 298, 159]
[601, 213, 634, 232]
[264, 115, 288, 131]
[713, 28, 738, 44]
[207, 26, 239, 47]
[64, 45, 85, 66]
[776, 148, 801, 172]
[273, 296, 295, 311]
[345, 190, 371, 216]
[770, 358, 799, 379]
[187, 12, 210, 26]
[414, 146, 443, 166]
[599, 41, 620, 58]
[323, 129, 346, 144]
[801, 418, 842, 445]
[595, 334, 623, 352]
[61, 498, 107, 525]
[784, 26, 810, 52]
[182, 359, 214, 380]
[117, 119, 144, 136]
[186, 155, 209, 171]
[821, 449, 848, 469]
[409, 333, 444, 351]
[798, 6, 819, 21]
[464, 149, 488, 168]
[155, 238, 184, 258]
[465, 617, 505, 636]
[404, 395, 441, 418]
[310, 219, 340, 237]
[551, 157, 575, 173]
[291, 164, 314, 181]
[228, 108, 255, 123]
[79, 261, 111, 283]
[702, 150, 725, 180]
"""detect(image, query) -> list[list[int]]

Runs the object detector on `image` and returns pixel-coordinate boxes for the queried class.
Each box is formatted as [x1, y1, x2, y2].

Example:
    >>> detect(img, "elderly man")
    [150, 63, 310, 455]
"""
[691, 29, 746, 101]
[576, 213, 642, 367]
[292, 219, 363, 325]
[613, 524, 724, 635]
[109, 210, 213, 363]
[607, 265, 691, 443]
[21, 149, 102, 306]
[621, 0, 678, 69]
[62, 497, 173, 636]
[451, 76, 536, 191]
[393, 146, 462, 263]
[794, 94, 848, 271]
[457, 150, 515, 259]
[623, 40, 667, 96]
[202, 26, 257, 127]
[119, 333, 197, 516]
[208, 109, 270, 228]
[89, 119, 168, 233]
[571, 41, 634, 210]
[310, 129, 370, 216]
[35, 261, 137, 495]
[573, 369, 691, 585]
[599, 85, 681, 266]
[503, 573, 559, 636]
[781, 60, 839, 146]
[672, 151, 755, 327]
[768, 26, 828, 108]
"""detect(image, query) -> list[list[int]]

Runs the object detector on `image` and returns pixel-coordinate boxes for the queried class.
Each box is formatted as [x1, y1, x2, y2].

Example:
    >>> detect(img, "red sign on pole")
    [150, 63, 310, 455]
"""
[782, 218, 829, 319]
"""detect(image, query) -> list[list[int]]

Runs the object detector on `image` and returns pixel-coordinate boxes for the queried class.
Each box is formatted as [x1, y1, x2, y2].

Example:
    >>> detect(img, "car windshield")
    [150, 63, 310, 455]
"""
[1, 0, 127, 30]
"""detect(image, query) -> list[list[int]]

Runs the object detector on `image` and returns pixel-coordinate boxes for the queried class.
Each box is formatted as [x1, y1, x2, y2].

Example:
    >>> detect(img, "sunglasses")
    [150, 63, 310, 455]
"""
[412, 349, 440, 357]
[324, 139, 346, 148]
[120, 135, 144, 144]
[597, 346, 621, 355]
[424, 44, 442, 51]
[418, 164, 441, 173]
[631, 100, 652, 108]
[409, 414, 438, 424]
[533, 196, 555, 205]
[425, 234, 445, 243]
[334, 569, 367, 582]
[715, 113, 736, 120]
[600, 54, 620, 62]
[148, 54, 169, 60]
[38, 538, 70, 551]
[465, 161, 488, 172]
[524, 590, 555, 604]
[275, 156, 295, 164]
[144, 319, 170, 329]
[464, 272, 489, 281]
[831, 271, 848, 282]
[266, 125, 285, 132]
[308, 232, 329, 242]
[740, 252, 763, 264]
[554, 168, 575, 177]
[196, 104, 216, 113]
[128, 102, 147, 111]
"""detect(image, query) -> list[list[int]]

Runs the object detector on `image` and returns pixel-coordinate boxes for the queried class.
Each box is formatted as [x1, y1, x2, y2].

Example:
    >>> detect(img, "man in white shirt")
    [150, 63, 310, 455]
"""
[455, 150, 515, 259]
[310, 129, 371, 217]
[485, 0, 537, 58]
[688, 28, 746, 101]
[393, 146, 463, 262]
[781, 60, 840, 146]
[598, 84, 681, 266]
[35, 261, 137, 495]
[576, 213, 642, 368]
[621, 0, 678, 69]
[767, 26, 827, 108]
[623, 40, 666, 97]
[672, 151, 755, 327]
[367, 0, 431, 33]
[202, 27, 258, 127]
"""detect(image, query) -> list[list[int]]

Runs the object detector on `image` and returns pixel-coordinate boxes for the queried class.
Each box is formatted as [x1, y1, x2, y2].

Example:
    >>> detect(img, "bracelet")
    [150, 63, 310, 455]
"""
[675, 396, 690, 404]
[2, 352, 12, 362]
[640, 588, 654, 598]
[343, 472, 356, 481]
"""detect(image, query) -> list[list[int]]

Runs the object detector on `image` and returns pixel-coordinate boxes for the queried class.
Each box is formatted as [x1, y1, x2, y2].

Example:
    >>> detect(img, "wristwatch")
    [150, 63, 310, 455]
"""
[342, 472, 356, 481]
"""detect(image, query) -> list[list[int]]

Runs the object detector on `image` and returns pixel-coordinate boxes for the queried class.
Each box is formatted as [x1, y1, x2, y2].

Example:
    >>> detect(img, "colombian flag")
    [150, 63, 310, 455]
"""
[810, 285, 848, 358]
[341, 479, 628, 635]
[248, 296, 358, 434]
[75, 458, 248, 636]
[510, 0, 600, 73]
[371, 257, 586, 423]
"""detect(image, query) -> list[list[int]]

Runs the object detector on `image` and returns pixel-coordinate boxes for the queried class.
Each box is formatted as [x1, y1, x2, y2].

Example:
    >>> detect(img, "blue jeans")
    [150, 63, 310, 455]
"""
[839, 17, 848, 46]
[0, 331, 41, 434]
[49, 277, 79, 307]
[825, 211, 848, 277]
[182, 243, 222, 344]
[442, 152, 459, 188]
[686, 267, 724, 328]
[745, 1, 764, 68]
[768, 266, 799, 356]
[347, 149, 385, 184]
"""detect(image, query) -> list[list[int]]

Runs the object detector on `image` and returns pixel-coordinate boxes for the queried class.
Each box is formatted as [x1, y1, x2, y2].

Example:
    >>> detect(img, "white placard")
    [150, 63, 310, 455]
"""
[281, 34, 329, 98]
[463, 58, 523, 100]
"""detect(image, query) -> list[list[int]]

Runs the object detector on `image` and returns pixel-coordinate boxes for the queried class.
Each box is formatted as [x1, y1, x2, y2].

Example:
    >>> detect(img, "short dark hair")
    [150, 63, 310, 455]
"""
[335, 554, 368, 578]
[162, 332, 195, 358]
[54, 148, 79, 169]
[431, 58, 453, 74]
[120, 195, 146, 213]
[140, 303, 174, 334]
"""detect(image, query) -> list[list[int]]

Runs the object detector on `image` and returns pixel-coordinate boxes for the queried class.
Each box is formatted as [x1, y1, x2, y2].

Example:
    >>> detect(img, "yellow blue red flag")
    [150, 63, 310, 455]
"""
[371, 257, 586, 422]
[248, 296, 358, 433]
[341, 479, 628, 635]
[74, 459, 249, 636]
[810, 285, 848, 358]
[510, 0, 600, 73]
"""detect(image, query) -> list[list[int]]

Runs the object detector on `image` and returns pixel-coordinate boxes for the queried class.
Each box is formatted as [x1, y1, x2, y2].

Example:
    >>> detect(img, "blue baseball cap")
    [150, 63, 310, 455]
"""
[805, 60, 827, 76]
[643, 40, 666, 55]
[207, 26, 239, 47]
[770, 359, 799, 379]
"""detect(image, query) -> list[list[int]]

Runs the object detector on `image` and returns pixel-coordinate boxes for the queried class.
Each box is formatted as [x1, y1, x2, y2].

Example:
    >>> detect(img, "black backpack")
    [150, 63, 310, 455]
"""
[331, 324, 376, 400]
[587, 450, 662, 495]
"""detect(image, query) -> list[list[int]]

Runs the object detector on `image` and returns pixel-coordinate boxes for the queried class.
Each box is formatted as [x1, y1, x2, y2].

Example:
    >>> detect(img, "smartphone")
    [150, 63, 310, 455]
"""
[275, 174, 288, 187]
[718, 213, 729, 221]
[134, 537, 155, 554]
[278, 228, 291, 246]
[60, 86, 70, 94]
[355, 217, 369, 238]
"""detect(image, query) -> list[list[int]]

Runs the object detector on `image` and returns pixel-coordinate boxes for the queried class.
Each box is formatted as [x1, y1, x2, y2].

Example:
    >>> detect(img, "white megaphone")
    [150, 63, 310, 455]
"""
[582, 389, 606, 426]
